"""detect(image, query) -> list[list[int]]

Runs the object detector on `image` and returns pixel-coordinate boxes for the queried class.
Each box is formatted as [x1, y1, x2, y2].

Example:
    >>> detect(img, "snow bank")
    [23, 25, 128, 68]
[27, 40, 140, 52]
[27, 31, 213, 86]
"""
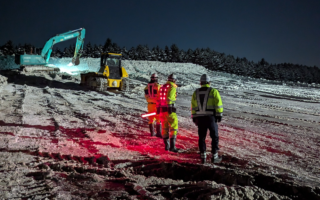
[2, 56, 320, 91]
[0, 74, 8, 86]
[48, 58, 209, 83]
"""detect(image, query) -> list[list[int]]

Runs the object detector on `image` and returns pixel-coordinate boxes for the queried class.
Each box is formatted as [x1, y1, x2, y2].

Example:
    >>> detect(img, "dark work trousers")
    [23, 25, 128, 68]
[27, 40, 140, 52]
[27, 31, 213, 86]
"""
[197, 116, 219, 154]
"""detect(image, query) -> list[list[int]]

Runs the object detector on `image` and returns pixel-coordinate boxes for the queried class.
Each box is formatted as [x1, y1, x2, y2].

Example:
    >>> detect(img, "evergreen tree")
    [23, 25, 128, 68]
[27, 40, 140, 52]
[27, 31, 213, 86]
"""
[23, 43, 33, 54]
[63, 47, 71, 57]
[259, 58, 268, 66]
[93, 44, 101, 58]
[103, 38, 112, 52]
[1, 40, 15, 55]
[128, 47, 136, 60]
[68, 44, 75, 56]
[159, 48, 166, 62]
[52, 48, 63, 58]
[15, 43, 24, 55]
[84, 42, 93, 57]
[164, 46, 170, 57]
[186, 49, 193, 62]
[113, 42, 120, 53]
[136, 45, 144, 60]
[121, 46, 130, 59]
[242, 57, 248, 62]
[170, 44, 180, 62]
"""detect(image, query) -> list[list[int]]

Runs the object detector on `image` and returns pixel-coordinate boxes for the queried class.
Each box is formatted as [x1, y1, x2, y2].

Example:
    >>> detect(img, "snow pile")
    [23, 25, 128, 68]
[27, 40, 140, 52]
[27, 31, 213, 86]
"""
[1, 56, 320, 90]
[48, 58, 209, 82]
[0, 74, 8, 86]
[0, 56, 209, 89]
[123, 60, 207, 79]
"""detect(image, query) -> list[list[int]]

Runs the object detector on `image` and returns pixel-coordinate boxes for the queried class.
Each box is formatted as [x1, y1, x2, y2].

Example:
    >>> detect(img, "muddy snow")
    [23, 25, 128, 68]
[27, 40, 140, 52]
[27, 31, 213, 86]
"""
[0, 58, 319, 199]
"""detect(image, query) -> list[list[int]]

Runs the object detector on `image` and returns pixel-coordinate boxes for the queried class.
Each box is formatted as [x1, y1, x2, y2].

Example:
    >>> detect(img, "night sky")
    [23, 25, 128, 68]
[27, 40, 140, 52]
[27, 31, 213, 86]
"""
[1, 0, 319, 67]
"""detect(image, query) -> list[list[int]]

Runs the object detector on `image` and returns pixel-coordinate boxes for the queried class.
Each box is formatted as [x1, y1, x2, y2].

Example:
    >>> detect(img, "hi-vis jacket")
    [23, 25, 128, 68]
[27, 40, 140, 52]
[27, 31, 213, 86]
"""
[158, 81, 177, 106]
[144, 82, 161, 104]
[191, 84, 223, 118]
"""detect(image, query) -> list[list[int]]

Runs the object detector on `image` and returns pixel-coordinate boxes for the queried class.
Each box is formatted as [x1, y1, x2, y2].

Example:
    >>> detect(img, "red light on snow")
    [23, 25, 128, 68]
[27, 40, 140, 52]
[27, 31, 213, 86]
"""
[141, 112, 156, 118]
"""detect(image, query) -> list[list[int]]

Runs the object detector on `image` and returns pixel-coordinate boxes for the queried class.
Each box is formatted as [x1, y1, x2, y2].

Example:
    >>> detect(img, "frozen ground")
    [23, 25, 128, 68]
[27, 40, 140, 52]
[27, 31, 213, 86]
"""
[0, 58, 320, 199]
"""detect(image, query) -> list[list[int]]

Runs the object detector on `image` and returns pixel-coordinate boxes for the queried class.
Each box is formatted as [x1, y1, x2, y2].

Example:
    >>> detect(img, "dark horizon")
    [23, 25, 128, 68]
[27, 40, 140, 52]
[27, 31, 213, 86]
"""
[1, 0, 319, 67]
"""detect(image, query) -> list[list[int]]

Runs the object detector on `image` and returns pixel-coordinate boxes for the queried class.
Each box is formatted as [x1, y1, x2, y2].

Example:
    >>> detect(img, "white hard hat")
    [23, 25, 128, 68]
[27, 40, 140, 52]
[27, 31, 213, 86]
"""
[200, 74, 210, 82]
[151, 73, 158, 79]
[168, 74, 177, 81]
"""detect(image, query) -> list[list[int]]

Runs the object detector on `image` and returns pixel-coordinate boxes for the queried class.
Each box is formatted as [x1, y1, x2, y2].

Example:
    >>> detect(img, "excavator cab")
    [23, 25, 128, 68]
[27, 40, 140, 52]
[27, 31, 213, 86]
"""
[98, 53, 122, 79]
[80, 53, 129, 91]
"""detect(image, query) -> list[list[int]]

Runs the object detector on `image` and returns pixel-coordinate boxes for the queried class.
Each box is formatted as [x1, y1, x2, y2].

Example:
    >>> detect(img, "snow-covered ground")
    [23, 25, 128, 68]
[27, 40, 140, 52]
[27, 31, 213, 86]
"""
[0, 58, 320, 199]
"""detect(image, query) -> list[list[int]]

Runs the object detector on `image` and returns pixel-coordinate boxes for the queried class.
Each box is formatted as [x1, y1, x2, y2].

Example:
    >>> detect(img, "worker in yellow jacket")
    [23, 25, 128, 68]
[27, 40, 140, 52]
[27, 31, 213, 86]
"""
[157, 74, 179, 152]
[144, 73, 162, 137]
[191, 74, 223, 164]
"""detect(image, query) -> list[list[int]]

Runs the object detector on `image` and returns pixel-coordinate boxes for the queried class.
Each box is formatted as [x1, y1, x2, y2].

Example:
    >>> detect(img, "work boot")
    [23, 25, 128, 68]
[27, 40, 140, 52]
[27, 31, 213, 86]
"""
[163, 138, 170, 151]
[169, 138, 180, 153]
[211, 153, 222, 163]
[200, 152, 207, 164]
[156, 123, 162, 138]
[149, 123, 155, 136]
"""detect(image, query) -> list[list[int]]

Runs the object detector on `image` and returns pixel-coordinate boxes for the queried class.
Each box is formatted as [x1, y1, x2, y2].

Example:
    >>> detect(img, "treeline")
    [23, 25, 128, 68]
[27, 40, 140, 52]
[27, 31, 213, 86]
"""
[1, 39, 319, 84]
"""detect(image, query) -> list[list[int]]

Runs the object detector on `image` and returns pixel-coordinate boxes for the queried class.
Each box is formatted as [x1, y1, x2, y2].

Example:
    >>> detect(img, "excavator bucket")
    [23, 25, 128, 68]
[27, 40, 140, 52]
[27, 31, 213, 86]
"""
[72, 57, 80, 66]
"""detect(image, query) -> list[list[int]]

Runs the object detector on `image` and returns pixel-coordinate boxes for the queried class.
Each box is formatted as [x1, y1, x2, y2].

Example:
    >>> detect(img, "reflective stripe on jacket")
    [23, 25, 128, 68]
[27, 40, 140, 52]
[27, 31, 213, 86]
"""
[191, 84, 223, 118]
[144, 82, 161, 104]
[158, 81, 177, 106]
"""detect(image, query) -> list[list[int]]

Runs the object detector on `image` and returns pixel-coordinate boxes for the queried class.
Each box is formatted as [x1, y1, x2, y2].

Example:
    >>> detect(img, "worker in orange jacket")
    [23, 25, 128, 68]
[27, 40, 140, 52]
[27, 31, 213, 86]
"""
[144, 73, 162, 137]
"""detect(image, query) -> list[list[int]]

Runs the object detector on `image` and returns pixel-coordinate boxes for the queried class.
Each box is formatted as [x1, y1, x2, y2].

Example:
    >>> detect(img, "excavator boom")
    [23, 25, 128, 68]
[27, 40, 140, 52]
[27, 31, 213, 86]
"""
[41, 28, 85, 65]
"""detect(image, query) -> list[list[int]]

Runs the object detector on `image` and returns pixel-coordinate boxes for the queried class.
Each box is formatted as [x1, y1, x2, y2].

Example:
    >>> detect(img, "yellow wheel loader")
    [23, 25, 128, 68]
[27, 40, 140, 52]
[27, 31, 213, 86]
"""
[80, 53, 129, 91]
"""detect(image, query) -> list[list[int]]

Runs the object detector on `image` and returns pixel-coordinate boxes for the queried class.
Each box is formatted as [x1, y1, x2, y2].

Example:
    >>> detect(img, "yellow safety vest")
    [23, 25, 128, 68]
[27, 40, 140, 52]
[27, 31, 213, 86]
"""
[191, 84, 223, 118]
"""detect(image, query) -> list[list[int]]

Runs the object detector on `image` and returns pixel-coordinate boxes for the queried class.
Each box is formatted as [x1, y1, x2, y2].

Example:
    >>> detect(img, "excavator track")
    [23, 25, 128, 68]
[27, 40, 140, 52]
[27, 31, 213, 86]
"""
[20, 66, 60, 73]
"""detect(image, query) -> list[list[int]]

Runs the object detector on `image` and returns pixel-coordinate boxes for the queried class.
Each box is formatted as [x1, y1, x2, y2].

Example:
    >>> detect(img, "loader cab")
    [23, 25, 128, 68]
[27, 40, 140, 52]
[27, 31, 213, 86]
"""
[99, 53, 122, 79]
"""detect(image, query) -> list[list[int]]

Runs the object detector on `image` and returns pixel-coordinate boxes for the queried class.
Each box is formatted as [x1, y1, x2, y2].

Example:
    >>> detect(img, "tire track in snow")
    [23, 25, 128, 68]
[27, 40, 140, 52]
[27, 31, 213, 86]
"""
[0, 84, 27, 137]
[219, 117, 320, 186]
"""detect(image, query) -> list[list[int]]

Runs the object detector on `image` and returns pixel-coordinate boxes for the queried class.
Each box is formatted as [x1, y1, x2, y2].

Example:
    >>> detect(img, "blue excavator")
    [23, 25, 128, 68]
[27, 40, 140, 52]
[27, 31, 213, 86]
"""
[15, 28, 86, 73]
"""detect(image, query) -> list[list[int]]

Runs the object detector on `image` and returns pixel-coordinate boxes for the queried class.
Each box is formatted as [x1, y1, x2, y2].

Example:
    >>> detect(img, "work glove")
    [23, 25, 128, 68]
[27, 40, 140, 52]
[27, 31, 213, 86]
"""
[215, 116, 222, 123]
[193, 118, 198, 126]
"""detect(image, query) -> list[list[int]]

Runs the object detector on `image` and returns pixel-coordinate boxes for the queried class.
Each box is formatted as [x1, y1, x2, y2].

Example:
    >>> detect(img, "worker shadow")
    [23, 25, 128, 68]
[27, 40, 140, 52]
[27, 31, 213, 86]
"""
[1, 71, 87, 91]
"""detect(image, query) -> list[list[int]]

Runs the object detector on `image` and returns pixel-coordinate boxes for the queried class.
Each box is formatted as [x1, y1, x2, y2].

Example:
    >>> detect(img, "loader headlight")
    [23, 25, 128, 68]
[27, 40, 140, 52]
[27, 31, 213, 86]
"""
[112, 81, 117, 87]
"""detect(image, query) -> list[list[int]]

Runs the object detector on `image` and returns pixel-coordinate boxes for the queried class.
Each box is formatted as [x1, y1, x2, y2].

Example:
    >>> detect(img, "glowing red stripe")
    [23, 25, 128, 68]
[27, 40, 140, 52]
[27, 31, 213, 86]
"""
[141, 112, 156, 118]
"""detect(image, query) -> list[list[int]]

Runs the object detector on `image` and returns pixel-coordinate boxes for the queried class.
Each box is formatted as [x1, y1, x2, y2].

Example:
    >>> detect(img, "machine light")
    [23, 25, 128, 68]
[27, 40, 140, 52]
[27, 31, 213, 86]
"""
[67, 62, 74, 67]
